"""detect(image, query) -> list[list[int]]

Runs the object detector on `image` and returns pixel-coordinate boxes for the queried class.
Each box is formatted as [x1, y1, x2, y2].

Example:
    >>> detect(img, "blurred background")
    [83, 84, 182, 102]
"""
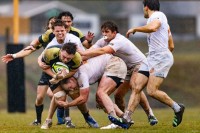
[0, 0, 199, 111]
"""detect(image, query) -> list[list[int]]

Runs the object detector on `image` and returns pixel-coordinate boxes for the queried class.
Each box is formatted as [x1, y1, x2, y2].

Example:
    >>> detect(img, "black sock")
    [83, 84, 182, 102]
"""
[82, 111, 90, 119]
[64, 107, 70, 117]
[35, 104, 43, 123]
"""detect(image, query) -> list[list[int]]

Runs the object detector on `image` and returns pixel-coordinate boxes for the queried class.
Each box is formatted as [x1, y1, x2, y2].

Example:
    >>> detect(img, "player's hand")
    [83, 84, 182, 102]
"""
[1, 54, 14, 63]
[126, 28, 136, 38]
[23, 45, 36, 51]
[85, 31, 94, 43]
[57, 101, 68, 108]
[49, 78, 61, 84]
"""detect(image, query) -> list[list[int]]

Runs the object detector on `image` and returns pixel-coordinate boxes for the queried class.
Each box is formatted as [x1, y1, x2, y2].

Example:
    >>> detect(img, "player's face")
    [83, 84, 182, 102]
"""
[62, 77, 78, 91]
[60, 50, 74, 64]
[61, 16, 73, 31]
[53, 26, 67, 43]
[48, 18, 55, 29]
[143, 6, 149, 18]
[101, 28, 116, 42]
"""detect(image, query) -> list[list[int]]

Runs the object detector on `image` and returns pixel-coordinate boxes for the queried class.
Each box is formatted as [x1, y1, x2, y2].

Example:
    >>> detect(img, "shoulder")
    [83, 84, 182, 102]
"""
[69, 26, 84, 38]
[70, 52, 82, 69]
[43, 47, 60, 64]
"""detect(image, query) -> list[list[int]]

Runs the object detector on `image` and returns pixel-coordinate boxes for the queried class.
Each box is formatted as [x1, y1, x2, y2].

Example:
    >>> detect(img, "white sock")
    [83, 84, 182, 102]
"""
[172, 102, 181, 113]
[148, 108, 155, 117]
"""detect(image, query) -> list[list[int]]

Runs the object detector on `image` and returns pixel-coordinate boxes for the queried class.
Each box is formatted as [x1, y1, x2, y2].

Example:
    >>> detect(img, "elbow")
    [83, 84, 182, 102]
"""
[169, 46, 174, 52]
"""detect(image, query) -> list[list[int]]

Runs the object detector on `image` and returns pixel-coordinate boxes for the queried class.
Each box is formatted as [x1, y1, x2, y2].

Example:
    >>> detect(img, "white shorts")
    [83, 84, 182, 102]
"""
[104, 56, 127, 80]
[147, 50, 174, 78]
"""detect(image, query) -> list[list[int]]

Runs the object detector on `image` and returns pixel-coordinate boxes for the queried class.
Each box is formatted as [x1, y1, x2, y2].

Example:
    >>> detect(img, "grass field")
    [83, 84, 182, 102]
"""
[0, 108, 200, 133]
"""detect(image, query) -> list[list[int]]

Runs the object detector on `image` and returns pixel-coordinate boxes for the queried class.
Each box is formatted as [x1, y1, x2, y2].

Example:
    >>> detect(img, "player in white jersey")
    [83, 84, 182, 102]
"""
[55, 54, 127, 129]
[126, 0, 185, 127]
[78, 21, 158, 129]
[45, 32, 85, 51]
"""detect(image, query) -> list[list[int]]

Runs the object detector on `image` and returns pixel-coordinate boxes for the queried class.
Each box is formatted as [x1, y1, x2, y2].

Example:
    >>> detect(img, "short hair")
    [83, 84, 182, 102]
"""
[57, 11, 74, 20]
[45, 16, 57, 30]
[52, 19, 67, 30]
[143, 0, 160, 11]
[61, 42, 77, 55]
[101, 21, 119, 33]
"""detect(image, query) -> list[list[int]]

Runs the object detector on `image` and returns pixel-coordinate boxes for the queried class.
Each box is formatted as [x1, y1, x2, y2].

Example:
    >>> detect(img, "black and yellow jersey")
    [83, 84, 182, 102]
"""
[37, 29, 55, 49]
[69, 26, 85, 43]
[42, 45, 82, 70]
[37, 26, 85, 49]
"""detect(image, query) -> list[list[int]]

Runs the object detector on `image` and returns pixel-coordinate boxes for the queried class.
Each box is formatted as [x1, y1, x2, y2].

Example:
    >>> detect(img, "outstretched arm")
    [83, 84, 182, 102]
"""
[1, 38, 40, 63]
[126, 19, 161, 38]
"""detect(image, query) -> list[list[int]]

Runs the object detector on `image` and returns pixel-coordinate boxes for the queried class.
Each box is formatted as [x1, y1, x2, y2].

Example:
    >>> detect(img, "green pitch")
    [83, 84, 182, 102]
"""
[0, 108, 199, 133]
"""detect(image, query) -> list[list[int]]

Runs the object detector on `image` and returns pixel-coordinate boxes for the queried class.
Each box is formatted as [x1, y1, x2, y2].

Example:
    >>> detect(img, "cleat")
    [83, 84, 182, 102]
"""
[41, 119, 52, 129]
[65, 118, 75, 128]
[100, 123, 121, 129]
[148, 115, 158, 126]
[85, 115, 99, 128]
[108, 115, 132, 129]
[173, 103, 185, 127]
[30, 119, 41, 126]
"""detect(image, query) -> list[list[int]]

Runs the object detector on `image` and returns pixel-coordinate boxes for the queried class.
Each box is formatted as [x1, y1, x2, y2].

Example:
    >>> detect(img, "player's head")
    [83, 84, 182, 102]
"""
[143, 0, 160, 18]
[45, 16, 57, 30]
[101, 21, 119, 42]
[52, 19, 67, 42]
[61, 77, 78, 91]
[60, 42, 77, 63]
[58, 11, 74, 30]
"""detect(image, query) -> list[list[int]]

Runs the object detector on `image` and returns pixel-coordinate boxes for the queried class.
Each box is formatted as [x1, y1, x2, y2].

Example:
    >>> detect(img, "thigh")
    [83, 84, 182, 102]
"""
[98, 76, 117, 95]
[147, 75, 164, 91]
[37, 85, 48, 97]
[114, 80, 130, 97]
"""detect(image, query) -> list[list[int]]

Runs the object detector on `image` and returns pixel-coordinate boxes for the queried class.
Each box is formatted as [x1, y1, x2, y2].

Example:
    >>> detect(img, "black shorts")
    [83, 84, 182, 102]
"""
[107, 76, 123, 88]
[38, 72, 52, 86]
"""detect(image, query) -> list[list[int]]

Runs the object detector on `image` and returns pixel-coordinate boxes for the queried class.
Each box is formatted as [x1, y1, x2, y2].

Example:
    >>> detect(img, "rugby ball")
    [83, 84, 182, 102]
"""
[52, 62, 69, 73]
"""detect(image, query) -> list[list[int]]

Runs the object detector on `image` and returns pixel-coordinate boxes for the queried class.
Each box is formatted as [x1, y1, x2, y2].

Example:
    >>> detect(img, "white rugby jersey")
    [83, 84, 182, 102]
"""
[46, 33, 85, 51]
[92, 33, 145, 69]
[147, 11, 169, 52]
[75, 54, 112, 90]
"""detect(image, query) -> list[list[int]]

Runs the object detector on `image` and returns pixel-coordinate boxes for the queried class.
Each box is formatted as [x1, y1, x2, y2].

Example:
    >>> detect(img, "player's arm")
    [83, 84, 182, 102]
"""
[78, 45, 114, 59]
[82, 31, 94, 49]
[58, 88, 90, 107]
[1, 38, 39, 63]
[168, 28, 174, 52]
[38, 50, 54, 77]
[126, 19, 161, 38]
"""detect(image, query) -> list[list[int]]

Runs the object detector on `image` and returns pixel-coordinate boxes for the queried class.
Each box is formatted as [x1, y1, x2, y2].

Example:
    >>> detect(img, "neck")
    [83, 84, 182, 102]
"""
[148, 10, 156, 17]
[57, 39, 64, 44]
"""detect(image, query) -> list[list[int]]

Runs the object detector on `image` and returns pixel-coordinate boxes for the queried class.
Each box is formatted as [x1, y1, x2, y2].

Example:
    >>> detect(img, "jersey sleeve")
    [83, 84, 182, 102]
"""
[38, 29, 55, 45]
[108, 38, 122, 52]
[77, 71, 90, 90]
[70, 52, 82, 70]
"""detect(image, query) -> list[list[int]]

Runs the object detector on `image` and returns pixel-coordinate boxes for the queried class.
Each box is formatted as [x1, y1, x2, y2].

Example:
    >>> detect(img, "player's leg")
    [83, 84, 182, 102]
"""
[114, 81, 130, 112]
[97, 76, 119, 117]
[47, 87, 66, 125]
[147, 75, 184, 127]
[31, 85, 48, 125]
[41, 85, 66, 129]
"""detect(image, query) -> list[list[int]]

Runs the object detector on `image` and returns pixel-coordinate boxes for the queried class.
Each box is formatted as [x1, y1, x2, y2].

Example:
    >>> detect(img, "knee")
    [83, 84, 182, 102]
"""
[146, 86, 156, 97]
[36, 95, 44, 104]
